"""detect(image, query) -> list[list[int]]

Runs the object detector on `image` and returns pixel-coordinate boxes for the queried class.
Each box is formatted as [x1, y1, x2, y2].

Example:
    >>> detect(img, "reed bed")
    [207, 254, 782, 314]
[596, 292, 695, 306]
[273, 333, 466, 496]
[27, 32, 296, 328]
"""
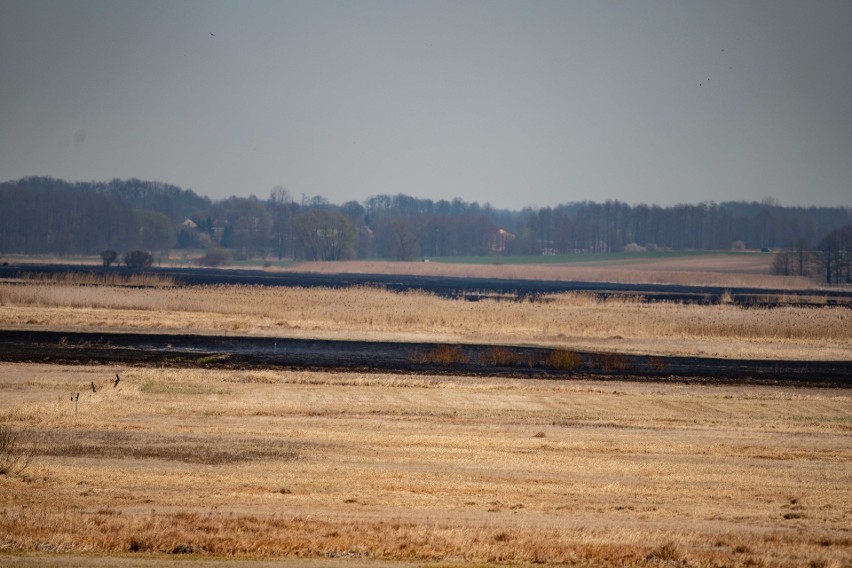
[1, 281, 849, 360]
[1, 364, 850, 566]
[12, 271, 176, 288]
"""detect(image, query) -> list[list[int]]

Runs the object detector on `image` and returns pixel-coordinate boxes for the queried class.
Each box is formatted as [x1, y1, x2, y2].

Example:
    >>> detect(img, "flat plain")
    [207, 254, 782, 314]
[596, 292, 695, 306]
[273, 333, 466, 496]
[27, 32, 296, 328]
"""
[1, 257, 851, 567]
[2, 365, 851, 567]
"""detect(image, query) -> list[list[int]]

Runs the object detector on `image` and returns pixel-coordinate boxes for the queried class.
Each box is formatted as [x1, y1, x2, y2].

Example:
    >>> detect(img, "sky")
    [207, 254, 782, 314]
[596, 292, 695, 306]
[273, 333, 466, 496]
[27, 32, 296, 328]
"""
[1, 0, 851, 211]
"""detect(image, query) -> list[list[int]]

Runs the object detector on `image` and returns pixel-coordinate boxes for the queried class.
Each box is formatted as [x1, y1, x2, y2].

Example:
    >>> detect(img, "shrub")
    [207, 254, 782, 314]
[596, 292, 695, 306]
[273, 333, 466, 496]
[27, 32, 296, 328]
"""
[123, 250, 154, 270]
[429, 345, 469, 365]
[547, 349, 578, 370]
[0, 424, 34, 476]
[100, 249, 118, 267]
[480, 347, 518, 366]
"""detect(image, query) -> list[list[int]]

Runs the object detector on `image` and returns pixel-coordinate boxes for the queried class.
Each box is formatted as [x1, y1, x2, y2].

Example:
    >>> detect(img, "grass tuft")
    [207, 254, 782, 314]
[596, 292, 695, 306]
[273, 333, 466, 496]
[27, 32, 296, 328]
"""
[646, 541, 682, 562]
[425, 345, 469, 366]
[547, 349, 579, 370]
[479, 347, 518, 367]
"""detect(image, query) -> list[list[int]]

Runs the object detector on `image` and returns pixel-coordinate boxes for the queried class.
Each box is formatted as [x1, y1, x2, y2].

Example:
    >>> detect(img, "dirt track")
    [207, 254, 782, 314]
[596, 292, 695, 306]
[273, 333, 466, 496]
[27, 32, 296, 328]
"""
[1, 329, 849, 387]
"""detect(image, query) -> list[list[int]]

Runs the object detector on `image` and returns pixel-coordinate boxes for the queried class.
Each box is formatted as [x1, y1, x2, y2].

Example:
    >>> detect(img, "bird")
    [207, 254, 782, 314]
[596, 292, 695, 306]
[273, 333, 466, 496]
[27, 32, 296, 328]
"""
[91, 381, 97, 393]
[114, 374, 121, 388]
[210, 32, 215, 36]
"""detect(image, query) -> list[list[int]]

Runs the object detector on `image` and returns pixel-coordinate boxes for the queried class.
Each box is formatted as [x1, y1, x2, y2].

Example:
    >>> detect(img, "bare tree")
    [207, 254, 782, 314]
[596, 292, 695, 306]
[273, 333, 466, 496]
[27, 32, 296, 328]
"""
[100, 249, 118, 267]
[0, 424, 35, 476]
[770, 239, 813, 277]
[269, 185, 292, 205]
[816, 225, 852, 284]
[293, 209, 356, 260]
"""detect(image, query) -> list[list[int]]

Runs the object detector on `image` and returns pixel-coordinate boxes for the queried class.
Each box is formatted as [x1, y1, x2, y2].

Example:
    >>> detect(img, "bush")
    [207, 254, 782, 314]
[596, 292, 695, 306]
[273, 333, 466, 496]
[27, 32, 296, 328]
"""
[123, 250, 154, 270]
[0, 424, 34, 476]
[100, 249, 118, 267]
[480, 347, 518, 366]
[547, 349, 579, 370]
[428, 345, 469, 365]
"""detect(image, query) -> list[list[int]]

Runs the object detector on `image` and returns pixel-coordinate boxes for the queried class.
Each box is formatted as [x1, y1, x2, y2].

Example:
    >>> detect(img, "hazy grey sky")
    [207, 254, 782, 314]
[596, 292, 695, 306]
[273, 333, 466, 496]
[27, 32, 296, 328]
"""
[1, 0, 850, 210]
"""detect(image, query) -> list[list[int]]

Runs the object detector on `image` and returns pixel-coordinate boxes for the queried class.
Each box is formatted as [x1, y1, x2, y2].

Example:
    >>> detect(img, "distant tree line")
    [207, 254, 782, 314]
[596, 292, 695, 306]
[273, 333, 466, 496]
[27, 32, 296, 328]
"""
[771, 226, 852, 284]
[1, 177, 850, 283]
[0, 178, 190, 255]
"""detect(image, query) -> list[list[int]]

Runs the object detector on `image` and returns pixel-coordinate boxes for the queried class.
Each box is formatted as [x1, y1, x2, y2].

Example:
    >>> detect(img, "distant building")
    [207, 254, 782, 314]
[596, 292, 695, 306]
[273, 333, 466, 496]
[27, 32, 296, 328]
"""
[491, 228, 516, 254]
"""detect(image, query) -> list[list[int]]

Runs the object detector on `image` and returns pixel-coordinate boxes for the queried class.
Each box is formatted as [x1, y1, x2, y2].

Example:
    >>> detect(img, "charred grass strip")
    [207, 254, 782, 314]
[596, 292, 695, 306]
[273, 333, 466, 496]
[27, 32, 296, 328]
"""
[1, 330, 850, 386]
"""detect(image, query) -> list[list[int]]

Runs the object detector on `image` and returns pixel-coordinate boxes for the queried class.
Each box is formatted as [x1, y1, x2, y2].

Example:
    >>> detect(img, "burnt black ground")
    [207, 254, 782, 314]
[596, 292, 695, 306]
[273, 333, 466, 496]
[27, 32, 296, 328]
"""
[1, 330, 849, 387]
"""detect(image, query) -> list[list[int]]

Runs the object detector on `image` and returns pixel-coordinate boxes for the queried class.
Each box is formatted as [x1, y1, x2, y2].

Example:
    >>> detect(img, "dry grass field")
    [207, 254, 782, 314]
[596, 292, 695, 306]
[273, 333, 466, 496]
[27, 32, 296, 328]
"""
[275, 255, 816, 289]
[0, 364, 850, 567]
[1, 277, 850, 360]
[1, 261, 850, 566]
[0, 252, 817, 288]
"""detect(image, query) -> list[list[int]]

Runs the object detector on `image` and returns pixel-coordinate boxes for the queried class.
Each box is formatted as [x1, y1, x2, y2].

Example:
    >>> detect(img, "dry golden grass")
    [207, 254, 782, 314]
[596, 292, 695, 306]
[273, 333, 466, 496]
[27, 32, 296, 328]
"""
[1, 364, 850, 566]
[278, 256, 818, 290]
[12, 271, 176, 288]
[1, 280, 850, 360]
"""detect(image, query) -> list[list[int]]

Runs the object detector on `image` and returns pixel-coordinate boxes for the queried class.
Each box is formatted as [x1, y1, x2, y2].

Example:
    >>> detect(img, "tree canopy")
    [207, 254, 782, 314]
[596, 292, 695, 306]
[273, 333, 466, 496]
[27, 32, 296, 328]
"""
[1, 177, 850, 279]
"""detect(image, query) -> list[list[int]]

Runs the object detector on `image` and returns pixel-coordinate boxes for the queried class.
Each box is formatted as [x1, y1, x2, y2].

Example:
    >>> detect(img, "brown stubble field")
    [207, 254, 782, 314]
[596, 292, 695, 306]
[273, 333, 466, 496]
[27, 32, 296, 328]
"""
[1, 259, 851, 567]
[1, 364, 851, 567]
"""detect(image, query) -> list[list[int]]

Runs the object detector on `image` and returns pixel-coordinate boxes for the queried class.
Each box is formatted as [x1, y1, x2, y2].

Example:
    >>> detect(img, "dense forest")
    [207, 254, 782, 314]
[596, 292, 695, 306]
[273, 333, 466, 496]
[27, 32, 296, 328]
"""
[1, 176, 850, 282]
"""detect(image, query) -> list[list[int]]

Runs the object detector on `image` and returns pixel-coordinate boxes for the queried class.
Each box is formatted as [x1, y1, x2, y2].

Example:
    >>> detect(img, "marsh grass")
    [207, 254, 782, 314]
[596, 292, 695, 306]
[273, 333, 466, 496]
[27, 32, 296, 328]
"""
[16, 271, 176, 288]
[422, 345, 469, 365]
[1, 281, 849, 360]
[547, 349, 580, 370]
[477, 346, 518, 367]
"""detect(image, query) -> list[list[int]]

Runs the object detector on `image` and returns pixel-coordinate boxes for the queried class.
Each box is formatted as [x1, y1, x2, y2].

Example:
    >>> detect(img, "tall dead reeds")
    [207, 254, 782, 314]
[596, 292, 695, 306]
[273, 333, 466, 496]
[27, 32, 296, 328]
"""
[0, 279, 849, 360]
